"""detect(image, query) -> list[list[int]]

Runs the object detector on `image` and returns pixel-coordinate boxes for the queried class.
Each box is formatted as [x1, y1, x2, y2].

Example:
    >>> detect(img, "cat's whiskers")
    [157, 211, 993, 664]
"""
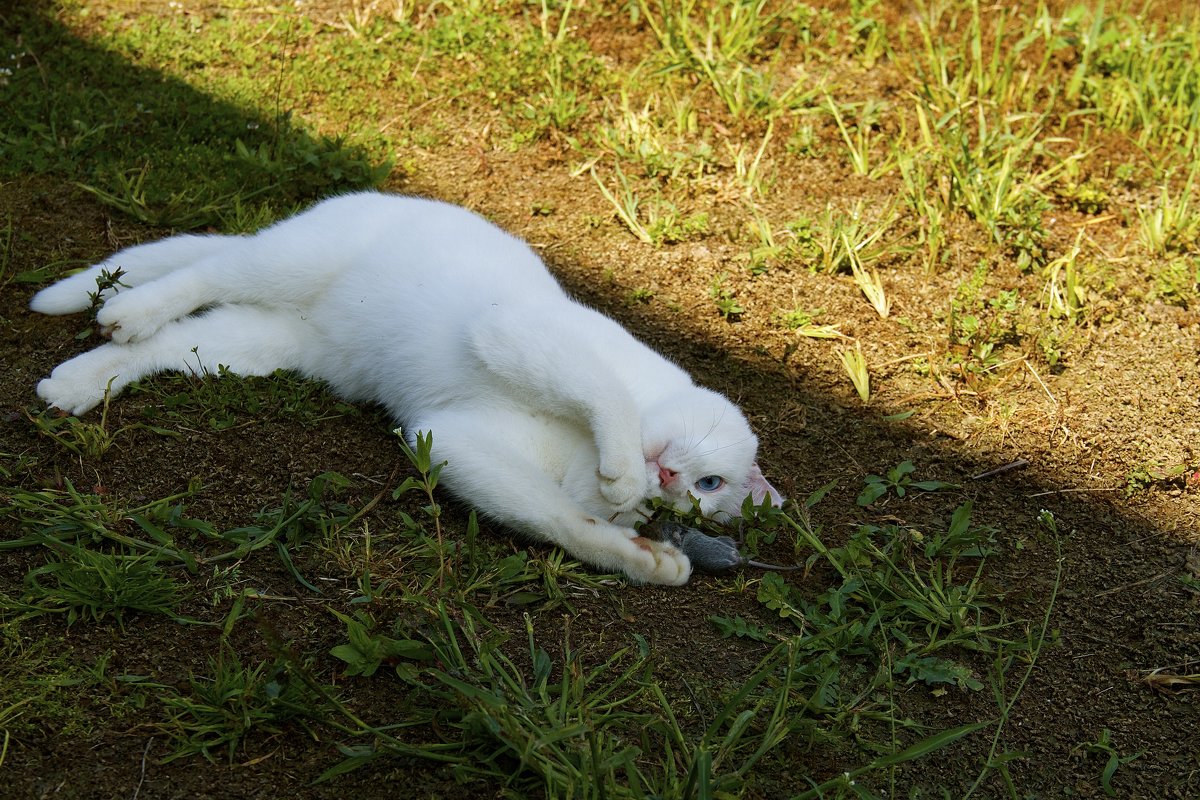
[675, 407, 692, 456]
[686, 403, 731, 457]
[695, 434, 758, 459]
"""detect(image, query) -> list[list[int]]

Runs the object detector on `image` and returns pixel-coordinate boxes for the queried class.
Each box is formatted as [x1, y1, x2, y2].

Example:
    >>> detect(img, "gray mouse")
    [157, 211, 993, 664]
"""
[658, 521, 799, 575]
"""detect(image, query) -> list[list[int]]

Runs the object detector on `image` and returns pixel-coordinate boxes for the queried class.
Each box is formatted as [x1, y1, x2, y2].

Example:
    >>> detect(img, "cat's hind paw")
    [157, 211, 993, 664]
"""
[36, 349, 128, 416]
[38, 375, 110, 417]
[623, 536, 692, 586]
[95, 289, 176, 344]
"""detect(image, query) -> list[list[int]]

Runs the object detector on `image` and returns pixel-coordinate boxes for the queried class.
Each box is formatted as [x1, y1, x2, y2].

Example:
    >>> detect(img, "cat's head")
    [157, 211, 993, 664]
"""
[641, 386, 783, 520]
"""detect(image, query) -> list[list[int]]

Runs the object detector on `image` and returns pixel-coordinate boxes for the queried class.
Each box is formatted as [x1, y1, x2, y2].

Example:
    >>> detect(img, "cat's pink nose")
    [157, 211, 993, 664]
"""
[658, 464, 678, 487]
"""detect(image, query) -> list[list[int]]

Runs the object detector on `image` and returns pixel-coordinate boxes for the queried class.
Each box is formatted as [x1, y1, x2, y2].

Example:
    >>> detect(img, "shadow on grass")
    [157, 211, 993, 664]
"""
[0, 1, 389, 229]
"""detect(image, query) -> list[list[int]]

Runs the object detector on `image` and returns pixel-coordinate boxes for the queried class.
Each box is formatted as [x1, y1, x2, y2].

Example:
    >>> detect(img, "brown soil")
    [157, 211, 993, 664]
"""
[2, 2, 1199, 799]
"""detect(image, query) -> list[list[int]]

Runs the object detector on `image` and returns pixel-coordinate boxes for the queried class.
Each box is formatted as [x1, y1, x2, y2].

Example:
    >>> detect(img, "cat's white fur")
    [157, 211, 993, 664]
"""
[30, 192, 782, 585]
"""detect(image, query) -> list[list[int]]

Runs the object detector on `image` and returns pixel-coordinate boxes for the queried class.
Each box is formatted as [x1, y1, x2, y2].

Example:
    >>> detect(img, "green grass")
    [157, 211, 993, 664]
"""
[12, 548, 185, 628]
[826, 95, 893, 178]
[299, 443, 1050, 796]
[638, 0, 801, 120]
[838, 342, 871, 403]
[0, 5, 390, 228]
[0, 422, 1060, 795]
[159, 649, 330, 764]
[129, 368, 359, 431]
[0, 633, 102, 741]
[2, 404, 1053, 794]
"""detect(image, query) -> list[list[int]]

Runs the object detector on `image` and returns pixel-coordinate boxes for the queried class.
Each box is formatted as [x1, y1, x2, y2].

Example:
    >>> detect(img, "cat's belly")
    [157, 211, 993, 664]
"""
[489, 407, 592, 486]
[414, 402, 627, 521]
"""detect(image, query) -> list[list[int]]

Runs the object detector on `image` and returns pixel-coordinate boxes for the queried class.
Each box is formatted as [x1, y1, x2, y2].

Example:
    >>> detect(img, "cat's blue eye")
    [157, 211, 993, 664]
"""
[695, 475, 724, 493]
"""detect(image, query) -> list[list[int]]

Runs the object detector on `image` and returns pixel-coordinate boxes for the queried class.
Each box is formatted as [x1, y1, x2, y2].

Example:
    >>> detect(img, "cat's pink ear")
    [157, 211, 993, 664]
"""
[748, 462, 784, 507]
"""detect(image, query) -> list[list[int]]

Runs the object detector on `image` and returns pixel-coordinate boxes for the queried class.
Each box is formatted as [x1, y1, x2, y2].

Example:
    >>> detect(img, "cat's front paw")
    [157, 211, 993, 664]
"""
[598, 469, 649, 512]
[623, 536, 692, 586]
[597, 450, 653, 512]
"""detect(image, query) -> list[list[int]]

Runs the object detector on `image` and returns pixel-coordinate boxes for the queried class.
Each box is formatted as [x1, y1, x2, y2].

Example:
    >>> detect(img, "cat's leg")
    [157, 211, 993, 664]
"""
[466, 307, 655, 513]
[91, 218, 356, 345]
[92, 250, 257, 344]
[29, 234, 241, 315]
[410, 409, 691, 586]
[37, 305, 307, 416]
[73, 198, 392, 344]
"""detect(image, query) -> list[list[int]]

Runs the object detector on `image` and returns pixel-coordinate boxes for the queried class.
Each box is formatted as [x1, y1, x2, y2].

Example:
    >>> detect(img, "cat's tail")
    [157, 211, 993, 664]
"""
[30, 233, 237, 315]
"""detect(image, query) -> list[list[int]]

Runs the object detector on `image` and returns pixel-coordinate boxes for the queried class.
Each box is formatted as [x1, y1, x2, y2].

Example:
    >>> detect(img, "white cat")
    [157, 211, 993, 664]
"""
[30, 192, 782, 585]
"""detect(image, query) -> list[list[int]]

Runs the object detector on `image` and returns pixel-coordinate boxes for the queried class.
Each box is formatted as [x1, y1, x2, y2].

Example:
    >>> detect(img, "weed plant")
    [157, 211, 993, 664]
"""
[160, 650, 329, 764]
[12, 549, 184, 628]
